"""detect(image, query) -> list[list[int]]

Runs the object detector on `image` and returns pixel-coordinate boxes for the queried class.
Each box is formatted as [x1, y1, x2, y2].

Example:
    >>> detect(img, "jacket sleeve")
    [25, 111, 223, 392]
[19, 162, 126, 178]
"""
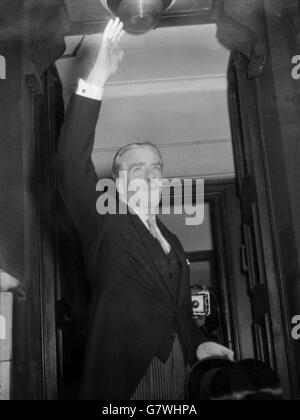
[55, 94, 103, 251]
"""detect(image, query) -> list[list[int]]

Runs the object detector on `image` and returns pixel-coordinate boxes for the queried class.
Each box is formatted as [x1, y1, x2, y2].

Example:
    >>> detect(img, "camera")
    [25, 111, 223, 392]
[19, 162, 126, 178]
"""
[191, 285, 211, 319]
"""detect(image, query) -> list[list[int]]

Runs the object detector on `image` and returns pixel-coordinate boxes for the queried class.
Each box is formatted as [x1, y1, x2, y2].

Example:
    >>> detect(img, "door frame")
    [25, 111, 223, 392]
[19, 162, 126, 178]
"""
[204, 179, 253, 361]
[228, 52, 299, 399]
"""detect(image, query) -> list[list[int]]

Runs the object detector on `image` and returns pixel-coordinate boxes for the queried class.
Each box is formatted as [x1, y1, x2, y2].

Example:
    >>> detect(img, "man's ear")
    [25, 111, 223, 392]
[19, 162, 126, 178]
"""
[115, 177, 121, 194]
[116, 176, 127, 199]
[116, 170, 128, 196]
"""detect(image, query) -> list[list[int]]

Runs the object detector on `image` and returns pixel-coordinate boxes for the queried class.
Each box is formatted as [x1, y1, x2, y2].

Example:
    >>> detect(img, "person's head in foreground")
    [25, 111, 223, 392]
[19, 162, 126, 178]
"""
[186, 357, 284, 400]
[112, 142, 164, 215]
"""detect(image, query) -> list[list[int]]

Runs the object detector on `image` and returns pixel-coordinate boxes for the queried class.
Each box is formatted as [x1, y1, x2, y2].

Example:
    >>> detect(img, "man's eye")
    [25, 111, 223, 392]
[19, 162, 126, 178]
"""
[133, 167, 143, 173]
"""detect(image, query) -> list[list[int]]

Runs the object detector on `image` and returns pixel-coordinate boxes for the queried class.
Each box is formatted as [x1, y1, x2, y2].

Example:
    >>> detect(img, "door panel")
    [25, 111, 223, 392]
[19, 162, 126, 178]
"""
[161, 181, 255, 361]
[228, 52, 294, 397]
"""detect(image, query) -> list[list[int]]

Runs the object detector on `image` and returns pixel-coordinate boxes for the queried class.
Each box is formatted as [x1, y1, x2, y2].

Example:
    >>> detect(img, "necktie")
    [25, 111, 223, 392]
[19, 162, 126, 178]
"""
[147, 216, 171, 255]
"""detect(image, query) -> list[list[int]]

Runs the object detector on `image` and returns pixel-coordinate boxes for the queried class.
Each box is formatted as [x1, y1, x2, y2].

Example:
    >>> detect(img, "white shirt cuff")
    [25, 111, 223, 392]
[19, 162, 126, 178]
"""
[76, 79, 104, 101]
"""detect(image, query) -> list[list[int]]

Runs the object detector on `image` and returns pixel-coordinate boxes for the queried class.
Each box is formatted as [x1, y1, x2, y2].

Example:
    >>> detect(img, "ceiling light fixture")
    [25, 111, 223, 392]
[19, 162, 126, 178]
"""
[100, 0, 177, 34]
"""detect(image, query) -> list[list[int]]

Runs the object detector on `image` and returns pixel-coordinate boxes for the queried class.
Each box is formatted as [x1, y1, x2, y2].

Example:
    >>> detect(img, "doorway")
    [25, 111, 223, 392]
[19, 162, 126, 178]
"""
[160, 180, 255, 361]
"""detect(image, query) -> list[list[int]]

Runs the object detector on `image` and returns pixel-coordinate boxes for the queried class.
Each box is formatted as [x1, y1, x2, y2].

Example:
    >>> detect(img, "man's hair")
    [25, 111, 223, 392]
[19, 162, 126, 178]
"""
[112, 142, 164, 180]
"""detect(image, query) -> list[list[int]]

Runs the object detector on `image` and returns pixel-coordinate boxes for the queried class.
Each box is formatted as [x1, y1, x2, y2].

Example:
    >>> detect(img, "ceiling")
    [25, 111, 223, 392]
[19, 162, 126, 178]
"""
[60, 23, 228, 86]
[64, 0, 214, 35]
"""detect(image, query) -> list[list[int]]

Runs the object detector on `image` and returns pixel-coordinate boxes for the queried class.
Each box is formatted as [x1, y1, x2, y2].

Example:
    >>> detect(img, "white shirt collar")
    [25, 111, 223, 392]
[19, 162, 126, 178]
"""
[119, 195, 158, 229]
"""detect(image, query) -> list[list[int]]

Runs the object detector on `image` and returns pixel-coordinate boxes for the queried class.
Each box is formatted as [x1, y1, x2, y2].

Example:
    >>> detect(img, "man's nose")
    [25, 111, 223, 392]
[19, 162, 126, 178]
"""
[146, 168, 153, 181]
[146, 168, 159, 181]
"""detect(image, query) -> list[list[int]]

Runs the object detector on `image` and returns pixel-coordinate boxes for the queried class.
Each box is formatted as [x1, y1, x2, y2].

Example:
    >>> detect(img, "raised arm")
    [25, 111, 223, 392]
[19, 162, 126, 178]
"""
[56, 19, 125, 243]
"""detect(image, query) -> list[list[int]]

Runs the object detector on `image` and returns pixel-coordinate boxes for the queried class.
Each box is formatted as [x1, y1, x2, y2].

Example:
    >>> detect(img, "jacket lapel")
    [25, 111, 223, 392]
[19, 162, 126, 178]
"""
[156, 218, 190, 305]
[128, 211, 178, 304]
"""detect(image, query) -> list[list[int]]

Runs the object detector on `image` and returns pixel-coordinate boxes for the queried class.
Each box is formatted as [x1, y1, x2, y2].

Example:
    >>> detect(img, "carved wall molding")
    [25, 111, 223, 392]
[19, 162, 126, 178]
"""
[64, 74, 227, 101]
[93, 137, 232, 155]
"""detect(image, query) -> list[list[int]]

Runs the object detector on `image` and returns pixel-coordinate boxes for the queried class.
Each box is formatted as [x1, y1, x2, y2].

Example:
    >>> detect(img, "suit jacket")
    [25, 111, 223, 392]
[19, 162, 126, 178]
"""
[56, 94, 208, 400]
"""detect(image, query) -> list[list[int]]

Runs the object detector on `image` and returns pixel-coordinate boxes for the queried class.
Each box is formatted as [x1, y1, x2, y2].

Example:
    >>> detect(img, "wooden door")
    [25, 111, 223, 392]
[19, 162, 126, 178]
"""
[227, 52, 296, 398]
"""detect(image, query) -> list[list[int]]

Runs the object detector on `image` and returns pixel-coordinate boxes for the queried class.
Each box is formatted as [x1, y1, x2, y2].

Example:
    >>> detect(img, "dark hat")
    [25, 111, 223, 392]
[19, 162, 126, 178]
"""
[186, 357, 284, 400]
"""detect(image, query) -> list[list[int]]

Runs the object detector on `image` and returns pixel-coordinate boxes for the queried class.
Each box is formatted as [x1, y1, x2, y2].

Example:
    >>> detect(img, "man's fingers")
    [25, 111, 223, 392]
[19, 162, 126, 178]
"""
[118, 50, 125, 63]
[109, 17, 121, 40]
[103, 18, 121, 43]
[220, 346, 235, 361]
[196, 342, 235, 362]
[117, 29, 125, 43]
[103, 18, 114, 42]
[111, 21, 124, 45]
[104, 18, 124, 49]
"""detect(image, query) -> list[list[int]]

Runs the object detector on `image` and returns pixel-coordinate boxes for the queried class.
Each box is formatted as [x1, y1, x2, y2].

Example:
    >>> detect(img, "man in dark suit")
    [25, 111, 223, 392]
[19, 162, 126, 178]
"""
[56, 18, 234, 400]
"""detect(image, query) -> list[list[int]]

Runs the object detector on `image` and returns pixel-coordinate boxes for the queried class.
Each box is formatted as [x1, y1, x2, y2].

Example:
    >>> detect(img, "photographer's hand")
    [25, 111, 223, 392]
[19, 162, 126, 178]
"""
[87, 17, 125, 88]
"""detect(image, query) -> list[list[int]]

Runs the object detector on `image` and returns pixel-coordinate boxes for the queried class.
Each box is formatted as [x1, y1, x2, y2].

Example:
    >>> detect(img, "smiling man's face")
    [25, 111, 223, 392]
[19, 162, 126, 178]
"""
[116, 145, 163, 214]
